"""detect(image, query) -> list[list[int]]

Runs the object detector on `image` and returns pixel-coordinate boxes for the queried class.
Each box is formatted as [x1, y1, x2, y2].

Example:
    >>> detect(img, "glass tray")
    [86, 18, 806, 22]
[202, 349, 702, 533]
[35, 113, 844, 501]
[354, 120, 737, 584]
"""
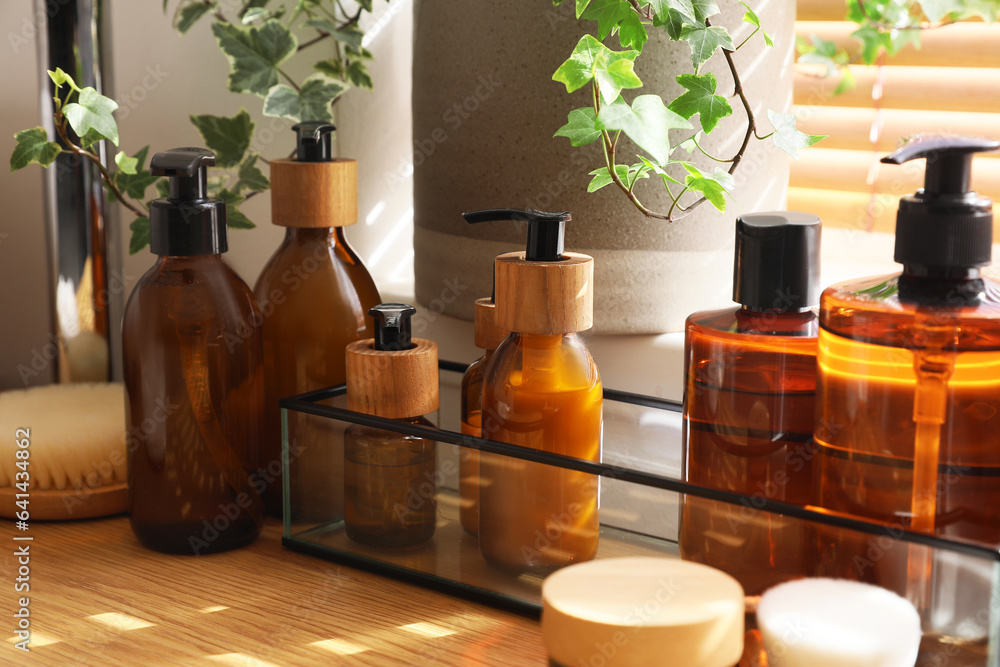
[281, 361, 1000, 665]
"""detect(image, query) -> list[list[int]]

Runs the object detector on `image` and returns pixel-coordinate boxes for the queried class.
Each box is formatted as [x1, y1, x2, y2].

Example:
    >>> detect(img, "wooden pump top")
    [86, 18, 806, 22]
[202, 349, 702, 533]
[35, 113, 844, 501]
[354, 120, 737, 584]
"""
[494, 251, 594, 334]
[270, 157, 358, 228]
[473, 298, 508, 350]
[346, 304, 439, 419]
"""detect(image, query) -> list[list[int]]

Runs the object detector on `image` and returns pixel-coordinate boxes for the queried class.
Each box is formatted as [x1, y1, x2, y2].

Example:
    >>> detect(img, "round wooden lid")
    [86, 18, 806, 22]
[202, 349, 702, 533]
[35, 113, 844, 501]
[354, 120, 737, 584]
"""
[542, 558, 745, 667]
[345, 337, 439, 419]
[495, 251, 593, 334]
[270, 158, 358, 228]
[473, 298, 507, 350]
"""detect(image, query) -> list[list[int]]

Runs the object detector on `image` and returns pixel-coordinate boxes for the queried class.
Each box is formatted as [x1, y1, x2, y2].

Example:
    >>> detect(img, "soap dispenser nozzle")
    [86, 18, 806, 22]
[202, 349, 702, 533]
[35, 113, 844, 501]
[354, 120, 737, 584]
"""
[463, 208, 571, 262]
[150, 147, 214, 202]
[882, 135, 1000, 197]
[293, 122, 335, 162]
[370, 303, 416, 351]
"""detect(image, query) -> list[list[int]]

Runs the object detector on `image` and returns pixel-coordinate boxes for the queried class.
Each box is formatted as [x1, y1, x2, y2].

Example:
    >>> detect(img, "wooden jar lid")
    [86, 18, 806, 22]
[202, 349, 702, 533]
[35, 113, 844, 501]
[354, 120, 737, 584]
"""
[473, 298, 507, 351]
[542, 558, 745, 667]
[345, 337, 439, 419]
[495, 251, 594, 334]
[269, 158, 357, 228]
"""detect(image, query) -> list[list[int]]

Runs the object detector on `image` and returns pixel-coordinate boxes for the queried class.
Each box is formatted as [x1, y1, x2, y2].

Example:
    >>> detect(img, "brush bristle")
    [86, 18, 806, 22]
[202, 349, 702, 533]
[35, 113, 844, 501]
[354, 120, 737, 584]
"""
[0, 383, 126, 491]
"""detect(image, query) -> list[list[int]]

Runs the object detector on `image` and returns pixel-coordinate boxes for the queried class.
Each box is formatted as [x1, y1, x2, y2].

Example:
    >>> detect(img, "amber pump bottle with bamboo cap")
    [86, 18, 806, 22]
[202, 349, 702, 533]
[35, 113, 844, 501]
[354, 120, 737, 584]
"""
[253, 122, 380, 519]
[465, 208, 603, 573]
[122, 147, 265, 554]
[344, 303, 439, 548]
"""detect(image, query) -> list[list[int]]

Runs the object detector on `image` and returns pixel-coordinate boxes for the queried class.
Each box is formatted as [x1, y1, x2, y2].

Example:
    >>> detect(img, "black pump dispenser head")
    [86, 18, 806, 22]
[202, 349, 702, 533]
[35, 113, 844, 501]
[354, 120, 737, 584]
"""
[462, 208, 571, 262]
[293, 122, 335, 162]
[370, 303, 417, 351]
[883, 135, 1000, 270]
[148, 147, 227, 256]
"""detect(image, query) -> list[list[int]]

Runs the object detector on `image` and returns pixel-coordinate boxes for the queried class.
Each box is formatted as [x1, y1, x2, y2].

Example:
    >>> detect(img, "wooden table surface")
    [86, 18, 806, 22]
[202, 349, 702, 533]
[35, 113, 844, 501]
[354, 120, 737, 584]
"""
[1, 517, 548, 666]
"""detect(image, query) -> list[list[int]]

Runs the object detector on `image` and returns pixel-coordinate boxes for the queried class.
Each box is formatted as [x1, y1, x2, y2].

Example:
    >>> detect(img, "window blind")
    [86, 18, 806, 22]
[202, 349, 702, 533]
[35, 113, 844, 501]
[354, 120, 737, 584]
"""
[791, 0, 1000, 235]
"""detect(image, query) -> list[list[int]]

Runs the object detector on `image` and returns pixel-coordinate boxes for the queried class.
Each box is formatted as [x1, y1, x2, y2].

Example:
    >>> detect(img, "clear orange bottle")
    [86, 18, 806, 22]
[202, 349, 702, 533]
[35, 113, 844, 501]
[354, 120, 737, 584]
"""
[465, 209, 602, 573]
[122, 148, 265, 554]
[459, 297, 506, 536]
[813, 136, 1000, 645]
[344, 304, 439, 547]
[680, 212, 820, 595]
[253, 123, 380, 519]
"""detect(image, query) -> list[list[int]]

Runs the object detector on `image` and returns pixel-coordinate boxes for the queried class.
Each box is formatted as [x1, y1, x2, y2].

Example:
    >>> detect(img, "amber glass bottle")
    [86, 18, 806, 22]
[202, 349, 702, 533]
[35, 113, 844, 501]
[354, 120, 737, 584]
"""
[464, 208, 602, 574]
[123, 148, 264, 554]
[344, 304, 439, 548]
[681, 212, 820, 595]
[459, 297, 506, 536]
[254, 122, 380, 518]
[814, 137, 1000, 644]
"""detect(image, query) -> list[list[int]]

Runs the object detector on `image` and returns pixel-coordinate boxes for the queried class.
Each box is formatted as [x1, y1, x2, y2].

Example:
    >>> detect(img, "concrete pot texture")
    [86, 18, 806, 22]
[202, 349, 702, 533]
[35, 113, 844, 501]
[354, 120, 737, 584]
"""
[412, 0, 794, 334]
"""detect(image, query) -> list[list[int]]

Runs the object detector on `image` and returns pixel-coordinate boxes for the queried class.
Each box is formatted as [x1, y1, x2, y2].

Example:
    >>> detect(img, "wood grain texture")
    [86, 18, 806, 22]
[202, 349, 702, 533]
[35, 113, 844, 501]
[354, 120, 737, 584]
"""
[473, 299, 507, 351]
[494, 252, 593, 335]
[346, 338, 439, 419]
[0, 518, 547, 665]
[270, 159, 358, 228]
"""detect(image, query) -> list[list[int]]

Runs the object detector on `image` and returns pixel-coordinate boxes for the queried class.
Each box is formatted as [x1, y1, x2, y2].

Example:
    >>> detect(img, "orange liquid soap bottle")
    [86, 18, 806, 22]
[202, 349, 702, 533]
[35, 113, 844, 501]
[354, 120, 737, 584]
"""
[464, 208, 602, 573]
[253, 122, 380, 520]
[122, 148, 265, 554]
[459, 296, 506, 536]
[680, 212, 821, 596]
[344, 303, 439, 548]
[813, 136, 1000, 645]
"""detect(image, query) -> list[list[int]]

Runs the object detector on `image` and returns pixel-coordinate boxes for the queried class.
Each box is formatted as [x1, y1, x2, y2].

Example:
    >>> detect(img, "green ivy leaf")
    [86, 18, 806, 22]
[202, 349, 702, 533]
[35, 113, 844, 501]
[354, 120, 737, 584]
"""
[155, 179, 171, 198]
[217, 189, 256, 229]
[358, 0, 373, 11]
[679, 24, 735, 69]
[851, 25, 885, 65]
[48, 67, 80, 92]
[314, 58, 342, 79]
[234, 154, 270, 193]
[189, 109, 255, 168]
[580, 0, 632, 40]
[638, 155, 682, 187]
[555, 107, 602, 146]
[657, 8, 693, 39]
[114, 151, 138, 175]
[553, 35, 641, 105]
[111, 147, 162, 202]
[212, 19, 297, 97]
[689, 0, 720, 21]
[575, 0, 593, 17]
[740, 3, 773, 47]
[305, 19, 365, 51]
[596, 94, 691, 165]
[174, 1, 214, 34]
[10, 127, 61, 171]
[646, 0, 696, 23]
[587, 165, 629, 192]
[129, 217, 151, 255]
[617, 12, 648, 51]
[242, 7, 281, 24]
[667, 72, 732, 133]
[263, 74, 347, 123]
[625, 161, 651, 188]
[711, 166, 735, 192]
[345, 61, 372, 89]
[832, 68, 856, 95]
[682, 163, 728, 211]
[766, 109, 826, 159]
[62, 87, 119, 146]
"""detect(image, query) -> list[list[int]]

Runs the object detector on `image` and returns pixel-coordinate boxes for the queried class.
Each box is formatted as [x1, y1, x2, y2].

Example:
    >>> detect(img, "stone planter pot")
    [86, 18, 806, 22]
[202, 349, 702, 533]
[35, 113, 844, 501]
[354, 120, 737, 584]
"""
[412, 0, 794, 333]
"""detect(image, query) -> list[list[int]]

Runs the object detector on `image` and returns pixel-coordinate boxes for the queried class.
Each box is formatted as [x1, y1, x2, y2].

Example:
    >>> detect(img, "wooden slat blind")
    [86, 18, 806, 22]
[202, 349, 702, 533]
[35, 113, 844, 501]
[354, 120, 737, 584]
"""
[790, 3, 1000, 235]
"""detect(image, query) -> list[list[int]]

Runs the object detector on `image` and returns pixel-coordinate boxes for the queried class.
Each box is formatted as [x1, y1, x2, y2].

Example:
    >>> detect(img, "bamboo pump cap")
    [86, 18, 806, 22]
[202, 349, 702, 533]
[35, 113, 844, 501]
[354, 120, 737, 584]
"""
[346, 303, 439, 419]
[463, 209, 594, 335]
[270, 122, 358, 228]
[474, 297, 508, 350]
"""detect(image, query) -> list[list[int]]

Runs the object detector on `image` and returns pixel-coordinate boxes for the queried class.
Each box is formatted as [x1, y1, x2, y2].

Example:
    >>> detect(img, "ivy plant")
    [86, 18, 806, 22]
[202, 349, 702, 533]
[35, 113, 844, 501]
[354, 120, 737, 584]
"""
[10, 0, 384, 254]
[553, 0, 824, 221]
[798, 0, 999, 94]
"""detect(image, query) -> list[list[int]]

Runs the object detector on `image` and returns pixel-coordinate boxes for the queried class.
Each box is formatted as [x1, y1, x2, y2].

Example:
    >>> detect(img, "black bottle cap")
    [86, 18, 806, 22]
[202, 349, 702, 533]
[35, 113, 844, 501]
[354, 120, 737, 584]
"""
[370, 303, 417, 351]
[882, 135, 999, 270]
[148, 147, 227, 256]
[293, 122, 335, 162]
[462, 208, 571, 262]
[733, 212, 821, 312]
